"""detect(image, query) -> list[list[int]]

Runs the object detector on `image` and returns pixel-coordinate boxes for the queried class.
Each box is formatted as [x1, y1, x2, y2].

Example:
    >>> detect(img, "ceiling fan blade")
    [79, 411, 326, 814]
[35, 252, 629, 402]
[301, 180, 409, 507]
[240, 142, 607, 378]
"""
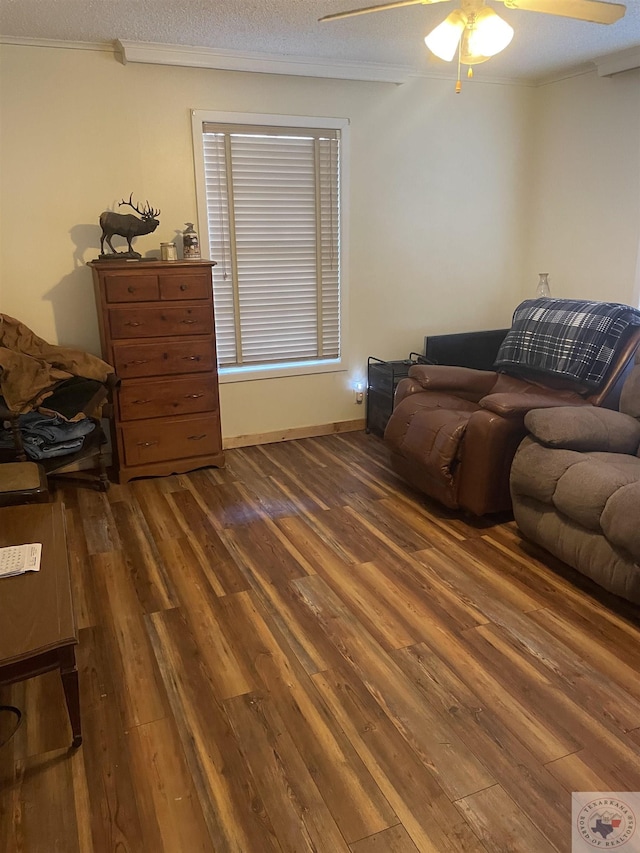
[499, 0, 625, 24]
[319, 0, 450, 23]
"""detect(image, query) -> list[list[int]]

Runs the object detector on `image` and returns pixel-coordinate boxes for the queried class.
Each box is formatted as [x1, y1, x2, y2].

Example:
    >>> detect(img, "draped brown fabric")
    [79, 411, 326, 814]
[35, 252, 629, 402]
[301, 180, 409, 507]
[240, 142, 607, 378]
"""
[0, 314, 114, 414]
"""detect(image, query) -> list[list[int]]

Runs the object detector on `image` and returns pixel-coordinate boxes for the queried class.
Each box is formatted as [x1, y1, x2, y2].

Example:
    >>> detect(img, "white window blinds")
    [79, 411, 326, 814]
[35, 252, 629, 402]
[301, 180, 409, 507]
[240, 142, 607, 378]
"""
[201, 122, 341, 369]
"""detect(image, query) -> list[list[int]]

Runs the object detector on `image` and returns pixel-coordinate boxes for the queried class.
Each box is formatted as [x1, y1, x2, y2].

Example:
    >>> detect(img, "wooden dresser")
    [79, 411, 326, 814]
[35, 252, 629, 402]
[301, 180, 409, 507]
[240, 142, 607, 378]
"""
[90, 259, 224, 484]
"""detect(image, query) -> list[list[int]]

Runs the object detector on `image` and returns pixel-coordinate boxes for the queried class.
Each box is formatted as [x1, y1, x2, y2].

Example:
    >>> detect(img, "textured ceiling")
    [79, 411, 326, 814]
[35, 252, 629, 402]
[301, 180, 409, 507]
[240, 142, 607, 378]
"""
[1, 0, 639, 81]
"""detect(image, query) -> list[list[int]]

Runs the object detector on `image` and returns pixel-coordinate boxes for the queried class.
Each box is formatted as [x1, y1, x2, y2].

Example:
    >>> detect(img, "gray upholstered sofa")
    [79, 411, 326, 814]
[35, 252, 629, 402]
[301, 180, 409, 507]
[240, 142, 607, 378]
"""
[510, 354, 640, 603]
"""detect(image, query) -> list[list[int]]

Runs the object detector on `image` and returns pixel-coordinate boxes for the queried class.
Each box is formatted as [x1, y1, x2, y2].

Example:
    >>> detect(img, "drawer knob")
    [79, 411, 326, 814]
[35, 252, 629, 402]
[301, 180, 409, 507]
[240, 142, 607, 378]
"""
[137, 440, 158, 447]
[188, 434, 207, 441]
[133, 399, 150, 405]
[129, 359, 148, 365]
[180, 284, 188, 291]
[183, 355, 200, 361]
[125, 321, 142, 327]
[181, 319, 197, 325]
[186, 393, 204, 399]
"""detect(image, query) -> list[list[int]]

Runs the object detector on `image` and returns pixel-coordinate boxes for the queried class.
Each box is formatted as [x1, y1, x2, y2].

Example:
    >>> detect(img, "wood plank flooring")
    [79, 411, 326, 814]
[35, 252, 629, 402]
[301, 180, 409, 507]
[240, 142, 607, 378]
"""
[1, 430, 639, 852]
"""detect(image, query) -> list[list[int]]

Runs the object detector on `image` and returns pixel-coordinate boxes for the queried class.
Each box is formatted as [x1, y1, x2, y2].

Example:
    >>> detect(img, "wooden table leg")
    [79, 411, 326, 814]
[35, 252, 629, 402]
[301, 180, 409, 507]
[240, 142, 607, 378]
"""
[60, 645, 82, 748]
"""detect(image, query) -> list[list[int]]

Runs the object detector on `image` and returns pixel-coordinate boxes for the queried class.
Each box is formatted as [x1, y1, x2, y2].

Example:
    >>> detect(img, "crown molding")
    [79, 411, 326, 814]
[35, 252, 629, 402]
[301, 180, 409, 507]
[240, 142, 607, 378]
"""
[528, 45, 640, 87]
[595, 46, 640, 77]
[116, 39, 412, 84]
[4, 35, 637, 88]
[117, 39, 533, 87]
[533, 63, 594, 87]
[0, 34, 523, 84]
[0, 35, 113, 52]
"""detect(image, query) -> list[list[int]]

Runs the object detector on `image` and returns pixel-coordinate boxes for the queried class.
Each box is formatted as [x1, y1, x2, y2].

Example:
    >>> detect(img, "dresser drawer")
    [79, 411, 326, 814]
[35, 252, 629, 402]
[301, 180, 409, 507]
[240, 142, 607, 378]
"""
[104, 274, 159, 302]
[109, 305, 213, 339]
[112, 339, 216, 379]
[159, 273, 210, 301]
[122, 414, 221, 466]
[119, 376, 218, 421]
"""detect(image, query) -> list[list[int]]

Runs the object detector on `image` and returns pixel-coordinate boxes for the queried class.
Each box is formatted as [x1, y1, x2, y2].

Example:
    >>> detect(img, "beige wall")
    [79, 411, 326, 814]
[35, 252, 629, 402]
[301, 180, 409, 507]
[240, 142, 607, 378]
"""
[2, 43, 532, 438]
[526, 68, 640, 305]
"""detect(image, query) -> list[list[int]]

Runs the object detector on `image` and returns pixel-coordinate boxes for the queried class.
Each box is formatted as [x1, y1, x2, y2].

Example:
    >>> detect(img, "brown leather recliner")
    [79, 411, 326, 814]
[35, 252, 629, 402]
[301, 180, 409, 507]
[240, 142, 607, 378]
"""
[385, 308, 640, 516]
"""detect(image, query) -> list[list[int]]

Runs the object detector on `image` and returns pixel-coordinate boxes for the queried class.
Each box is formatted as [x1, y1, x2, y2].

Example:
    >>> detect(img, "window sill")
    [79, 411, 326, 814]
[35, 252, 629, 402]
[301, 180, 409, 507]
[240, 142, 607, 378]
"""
[218, 359, 344, 383]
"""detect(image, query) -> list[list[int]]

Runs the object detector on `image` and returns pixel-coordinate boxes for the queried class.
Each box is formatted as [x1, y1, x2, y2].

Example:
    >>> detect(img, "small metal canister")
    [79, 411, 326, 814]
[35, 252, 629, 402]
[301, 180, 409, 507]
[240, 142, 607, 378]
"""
[160, 242, 177, 261]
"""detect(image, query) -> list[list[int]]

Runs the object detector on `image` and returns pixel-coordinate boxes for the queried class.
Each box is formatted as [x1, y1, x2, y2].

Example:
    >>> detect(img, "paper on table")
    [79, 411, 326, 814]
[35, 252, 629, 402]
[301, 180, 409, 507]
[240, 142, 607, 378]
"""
[0, 543, 42, 578]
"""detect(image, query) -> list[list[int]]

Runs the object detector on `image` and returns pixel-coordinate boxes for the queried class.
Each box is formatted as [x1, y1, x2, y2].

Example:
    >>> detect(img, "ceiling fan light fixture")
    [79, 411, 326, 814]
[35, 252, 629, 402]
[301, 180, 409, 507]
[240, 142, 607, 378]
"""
[463, 7, 514, 61]
[424, 9, 467, 62]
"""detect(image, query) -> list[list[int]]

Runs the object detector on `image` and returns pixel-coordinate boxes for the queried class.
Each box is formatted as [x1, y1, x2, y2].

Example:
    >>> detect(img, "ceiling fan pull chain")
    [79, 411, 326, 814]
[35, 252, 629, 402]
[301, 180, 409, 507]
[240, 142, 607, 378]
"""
[456, 39, 462, 92]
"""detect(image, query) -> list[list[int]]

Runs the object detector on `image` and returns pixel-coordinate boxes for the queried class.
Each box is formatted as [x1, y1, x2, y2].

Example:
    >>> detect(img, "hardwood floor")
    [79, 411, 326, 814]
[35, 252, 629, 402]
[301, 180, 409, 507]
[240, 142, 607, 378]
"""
[1, 431, 639, 852]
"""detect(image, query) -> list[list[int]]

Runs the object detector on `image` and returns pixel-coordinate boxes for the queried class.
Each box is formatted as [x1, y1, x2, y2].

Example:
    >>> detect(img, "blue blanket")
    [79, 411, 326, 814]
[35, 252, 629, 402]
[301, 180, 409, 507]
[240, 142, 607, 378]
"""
[494, 298, 640, 388]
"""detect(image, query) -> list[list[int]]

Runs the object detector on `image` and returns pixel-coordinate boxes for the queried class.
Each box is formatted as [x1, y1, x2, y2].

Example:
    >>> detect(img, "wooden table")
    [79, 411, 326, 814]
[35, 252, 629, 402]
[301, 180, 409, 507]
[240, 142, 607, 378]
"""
[0, 502, 82, 747]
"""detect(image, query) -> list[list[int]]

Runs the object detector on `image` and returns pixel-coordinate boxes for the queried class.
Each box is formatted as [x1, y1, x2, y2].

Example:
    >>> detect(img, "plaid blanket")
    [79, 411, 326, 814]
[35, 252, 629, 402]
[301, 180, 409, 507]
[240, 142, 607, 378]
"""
[494, 298, 640, 388]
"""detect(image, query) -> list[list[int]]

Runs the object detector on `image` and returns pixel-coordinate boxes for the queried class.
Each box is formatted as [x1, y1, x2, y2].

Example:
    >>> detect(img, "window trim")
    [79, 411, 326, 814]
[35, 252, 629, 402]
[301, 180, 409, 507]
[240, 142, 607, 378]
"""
[191, 109, 350, 384]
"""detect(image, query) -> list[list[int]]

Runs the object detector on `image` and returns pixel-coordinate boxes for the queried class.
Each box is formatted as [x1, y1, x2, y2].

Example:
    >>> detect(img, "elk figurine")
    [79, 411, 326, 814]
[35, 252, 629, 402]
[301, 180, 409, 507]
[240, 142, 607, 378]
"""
[99, 194, 161, 259]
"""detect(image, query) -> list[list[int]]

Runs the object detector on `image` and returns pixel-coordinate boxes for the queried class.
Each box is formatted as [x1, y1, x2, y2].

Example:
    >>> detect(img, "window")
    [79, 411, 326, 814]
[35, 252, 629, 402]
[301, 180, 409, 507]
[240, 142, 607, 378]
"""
[192, 111, 348, 381]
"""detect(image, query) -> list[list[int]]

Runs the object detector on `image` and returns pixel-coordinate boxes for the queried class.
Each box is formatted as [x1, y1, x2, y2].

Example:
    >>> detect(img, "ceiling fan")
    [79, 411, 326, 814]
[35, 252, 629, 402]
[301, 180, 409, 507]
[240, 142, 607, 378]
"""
[320, 0, 626, 89]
